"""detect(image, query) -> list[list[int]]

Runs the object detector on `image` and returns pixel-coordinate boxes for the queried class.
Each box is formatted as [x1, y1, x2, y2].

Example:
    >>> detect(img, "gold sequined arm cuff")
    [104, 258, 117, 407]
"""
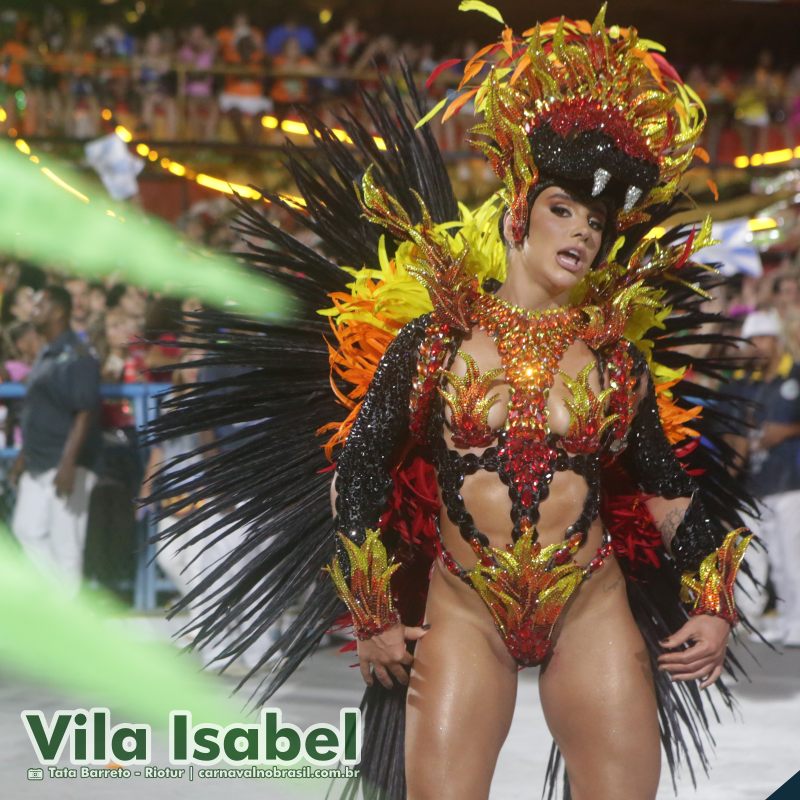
[327, 528, 401, 640]
[680, 528, 753, 625]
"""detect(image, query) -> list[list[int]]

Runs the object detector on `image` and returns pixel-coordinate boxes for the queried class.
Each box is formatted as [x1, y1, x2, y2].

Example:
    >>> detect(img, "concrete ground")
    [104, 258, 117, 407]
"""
[1, 615, 798, 800]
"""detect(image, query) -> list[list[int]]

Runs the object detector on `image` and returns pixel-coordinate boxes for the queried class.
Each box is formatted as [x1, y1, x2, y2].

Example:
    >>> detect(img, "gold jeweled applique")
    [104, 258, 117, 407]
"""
[559, 364, 620, 454]
[464, 528, 612, 666]
[327, 529, 401, 640]
[439, 351, 504, 448]
[680, 528, 752, 625]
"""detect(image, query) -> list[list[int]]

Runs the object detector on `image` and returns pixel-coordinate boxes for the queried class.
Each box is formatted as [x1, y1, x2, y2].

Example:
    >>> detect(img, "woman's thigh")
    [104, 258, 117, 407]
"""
[405, 563, 518, 800]
[538, 559, 660, 800]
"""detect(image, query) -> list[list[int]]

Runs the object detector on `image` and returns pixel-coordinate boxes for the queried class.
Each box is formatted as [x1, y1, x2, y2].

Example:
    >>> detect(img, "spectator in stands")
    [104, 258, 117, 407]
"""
[324, 17, 366, 68]
[783, 307, 800, 365]
[63, 28, 99, 139]
[730, 310, 800, 646]
[107, 282, 146, 335]
[93, 23, 134, 60]
[1, 321, 41, 450]
[783, 64, 800, 149]
[40, 32, 66, 134]
[2, 320, 42, 383]
[692, 63, 735, 168]
[271, 36, 314, 117]
[88, 281, 107, 325]
[142, 296, 182, 381]
[134, 31, 177, 139]
[92, 305, 134, 383]
[265, 15, 317, 57]
[312, 39, 344, 107]
[218, 33, 271, 143]
[323, 17, 366, 101]
[735, 50, 782, 156]
[353, 34, 396, 90]
[216, 12, 261, 63]
[23, 26, 52, 136]
[773, 272, 800, 322]
[177, 25, 217, 141]
[1, 283, 35, 324]
[64, 276, 92, 341]
[9, 286, 101, 594]
[0, 26, 28, 133]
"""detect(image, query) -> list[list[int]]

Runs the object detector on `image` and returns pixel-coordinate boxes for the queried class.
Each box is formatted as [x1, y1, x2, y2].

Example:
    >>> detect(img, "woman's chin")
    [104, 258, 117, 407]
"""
[548, 267, 585, 294]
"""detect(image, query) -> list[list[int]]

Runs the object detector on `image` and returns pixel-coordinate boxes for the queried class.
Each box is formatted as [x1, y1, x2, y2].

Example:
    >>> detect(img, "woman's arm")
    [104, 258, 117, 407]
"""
[328, 317, 432, 687]
[619, 363, 752, 688]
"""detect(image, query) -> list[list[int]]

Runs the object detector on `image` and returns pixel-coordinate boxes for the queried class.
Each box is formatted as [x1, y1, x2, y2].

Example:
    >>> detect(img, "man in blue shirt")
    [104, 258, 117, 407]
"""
[731, 310, 800, 645]
[10, 285, 101, 594]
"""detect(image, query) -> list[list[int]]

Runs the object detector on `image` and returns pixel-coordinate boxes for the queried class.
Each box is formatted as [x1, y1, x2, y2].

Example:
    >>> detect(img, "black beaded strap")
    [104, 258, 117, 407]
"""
[333, 315, 430, 578]
[433, 431, 603, 548]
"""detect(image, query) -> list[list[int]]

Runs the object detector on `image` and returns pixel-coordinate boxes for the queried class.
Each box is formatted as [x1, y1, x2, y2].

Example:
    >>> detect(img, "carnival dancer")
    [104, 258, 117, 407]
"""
[149, 6, 757, 799]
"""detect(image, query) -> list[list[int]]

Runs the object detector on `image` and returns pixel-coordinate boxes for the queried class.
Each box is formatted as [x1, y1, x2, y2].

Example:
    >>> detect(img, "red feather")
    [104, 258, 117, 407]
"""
[426, 58, 462, 89]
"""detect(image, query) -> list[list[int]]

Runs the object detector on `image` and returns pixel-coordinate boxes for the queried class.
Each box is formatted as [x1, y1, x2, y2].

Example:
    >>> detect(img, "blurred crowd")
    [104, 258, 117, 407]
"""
[0, 195, 320, 604]
[0, 10, 437, 144]
[0, 9, 799, 158]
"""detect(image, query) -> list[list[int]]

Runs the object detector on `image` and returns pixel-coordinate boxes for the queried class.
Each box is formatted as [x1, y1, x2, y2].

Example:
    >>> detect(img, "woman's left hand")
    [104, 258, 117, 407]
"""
[657, 615, 731, 689]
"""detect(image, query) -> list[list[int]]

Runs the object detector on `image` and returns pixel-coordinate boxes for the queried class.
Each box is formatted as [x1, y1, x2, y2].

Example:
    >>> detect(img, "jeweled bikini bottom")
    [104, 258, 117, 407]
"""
[437, 528, 612, 667]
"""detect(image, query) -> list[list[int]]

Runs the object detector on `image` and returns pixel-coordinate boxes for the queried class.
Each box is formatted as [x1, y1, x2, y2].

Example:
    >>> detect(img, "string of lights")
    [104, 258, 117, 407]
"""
[2, 105, 786, 232]
[109, 110, 388, 208]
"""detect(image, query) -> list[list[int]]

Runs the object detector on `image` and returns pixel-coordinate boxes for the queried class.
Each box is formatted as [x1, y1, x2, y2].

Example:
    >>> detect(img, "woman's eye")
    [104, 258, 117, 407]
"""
[551, 205, 570, 217]
[589, 218, 604, 231]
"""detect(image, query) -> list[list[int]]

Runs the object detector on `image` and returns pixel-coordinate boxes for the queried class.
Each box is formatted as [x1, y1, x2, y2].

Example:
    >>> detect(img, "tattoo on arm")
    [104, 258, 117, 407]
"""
[660, 507, 687, 549]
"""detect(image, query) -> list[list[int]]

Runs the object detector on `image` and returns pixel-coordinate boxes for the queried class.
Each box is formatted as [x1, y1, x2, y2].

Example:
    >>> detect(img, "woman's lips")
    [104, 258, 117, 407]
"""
[555, 248, 585, 273]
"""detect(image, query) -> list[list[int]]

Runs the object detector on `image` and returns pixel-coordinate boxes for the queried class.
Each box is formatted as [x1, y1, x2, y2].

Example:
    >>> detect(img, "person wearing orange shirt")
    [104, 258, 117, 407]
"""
[218, 33, 271, 143]
[0, 34, 28, 131]
[271, 36, 313, 118]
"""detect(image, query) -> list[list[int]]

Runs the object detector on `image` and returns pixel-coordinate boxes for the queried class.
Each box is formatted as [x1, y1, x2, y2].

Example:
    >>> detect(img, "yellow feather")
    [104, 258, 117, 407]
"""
[458, 0, 505, 25]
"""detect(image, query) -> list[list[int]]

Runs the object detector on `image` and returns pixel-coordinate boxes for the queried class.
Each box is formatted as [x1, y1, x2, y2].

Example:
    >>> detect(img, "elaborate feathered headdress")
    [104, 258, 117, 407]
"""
[423, 3, 707, 242]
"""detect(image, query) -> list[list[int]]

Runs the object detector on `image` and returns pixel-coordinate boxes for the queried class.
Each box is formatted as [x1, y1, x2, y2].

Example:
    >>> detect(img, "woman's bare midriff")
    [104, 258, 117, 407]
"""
[436, 484, 624, 660]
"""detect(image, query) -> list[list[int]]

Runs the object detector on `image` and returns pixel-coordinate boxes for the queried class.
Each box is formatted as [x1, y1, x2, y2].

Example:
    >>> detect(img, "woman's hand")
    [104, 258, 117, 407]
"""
[357, 622, 429, 689]
[657, 615, 731, 689]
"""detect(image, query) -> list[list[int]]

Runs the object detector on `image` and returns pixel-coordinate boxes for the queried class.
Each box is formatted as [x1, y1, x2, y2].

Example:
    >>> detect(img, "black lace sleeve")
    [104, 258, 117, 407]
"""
[619, 363, 720, 574]
[333, 315, 430, 575]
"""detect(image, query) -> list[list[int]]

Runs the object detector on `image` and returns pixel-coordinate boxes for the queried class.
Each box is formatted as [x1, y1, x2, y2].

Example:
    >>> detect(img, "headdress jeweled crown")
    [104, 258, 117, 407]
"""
[422, 3, 707, 242]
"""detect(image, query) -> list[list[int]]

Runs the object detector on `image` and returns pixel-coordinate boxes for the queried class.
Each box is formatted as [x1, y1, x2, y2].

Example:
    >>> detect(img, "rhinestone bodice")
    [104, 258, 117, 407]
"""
[414, 296, 643, 666]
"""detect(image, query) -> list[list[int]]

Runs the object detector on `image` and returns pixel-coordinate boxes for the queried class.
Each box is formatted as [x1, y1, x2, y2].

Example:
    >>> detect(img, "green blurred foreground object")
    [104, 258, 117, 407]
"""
[0, 529, 242, 730]
[0, 141, 290, 318]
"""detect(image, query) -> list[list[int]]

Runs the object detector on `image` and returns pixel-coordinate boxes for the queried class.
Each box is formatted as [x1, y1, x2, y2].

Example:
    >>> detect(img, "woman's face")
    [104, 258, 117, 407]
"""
[89, 287, 107, 315]
[105, 311, 132, 349]
[16, 327, 41, 363]
[11, 286, 35, 322]
[121, 286, 146, 317]
[506, 186, 606, 298]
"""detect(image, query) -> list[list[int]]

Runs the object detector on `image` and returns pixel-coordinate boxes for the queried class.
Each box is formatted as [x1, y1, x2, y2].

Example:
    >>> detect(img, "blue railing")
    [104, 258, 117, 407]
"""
[0, 382, 172, 611]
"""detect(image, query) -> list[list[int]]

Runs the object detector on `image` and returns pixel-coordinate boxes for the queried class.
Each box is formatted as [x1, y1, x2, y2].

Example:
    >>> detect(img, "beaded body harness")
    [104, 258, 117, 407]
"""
[412, 293, 642, 667]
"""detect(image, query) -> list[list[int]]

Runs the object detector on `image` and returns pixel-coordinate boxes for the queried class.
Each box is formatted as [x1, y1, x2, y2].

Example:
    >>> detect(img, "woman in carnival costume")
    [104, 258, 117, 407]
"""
[148, 5, 758, 799]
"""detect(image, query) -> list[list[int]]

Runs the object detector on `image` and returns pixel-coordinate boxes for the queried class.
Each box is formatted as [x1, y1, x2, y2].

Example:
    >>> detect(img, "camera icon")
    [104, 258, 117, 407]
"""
[27, 768, 44, 780]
